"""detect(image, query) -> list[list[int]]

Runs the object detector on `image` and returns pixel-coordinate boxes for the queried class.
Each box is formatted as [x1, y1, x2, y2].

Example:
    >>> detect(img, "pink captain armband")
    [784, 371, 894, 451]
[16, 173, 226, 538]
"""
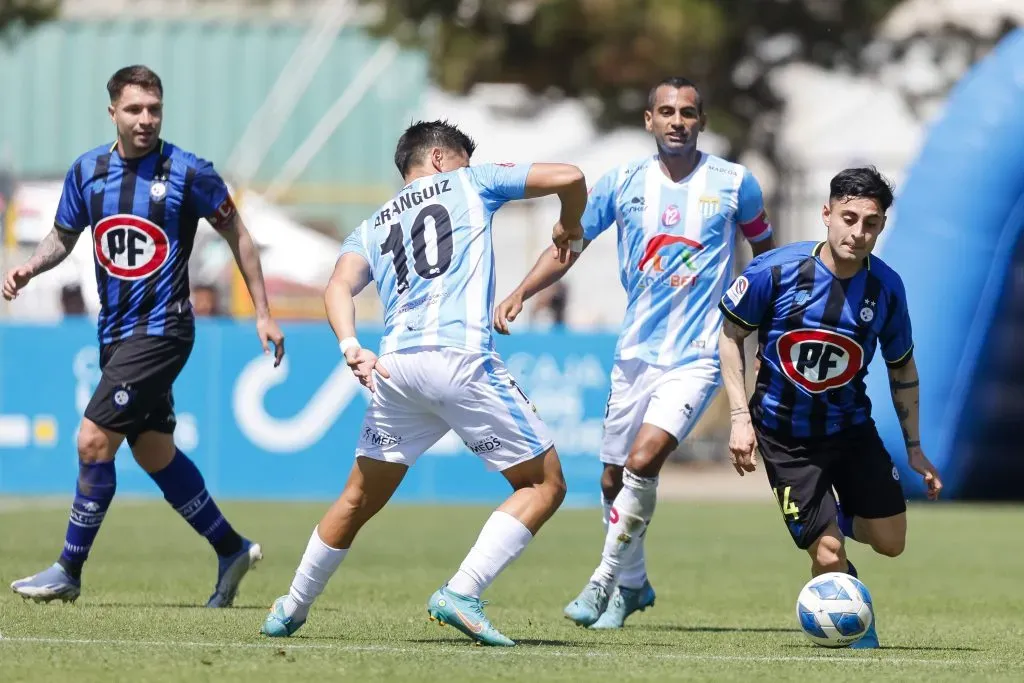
[739, 210, 773, 243]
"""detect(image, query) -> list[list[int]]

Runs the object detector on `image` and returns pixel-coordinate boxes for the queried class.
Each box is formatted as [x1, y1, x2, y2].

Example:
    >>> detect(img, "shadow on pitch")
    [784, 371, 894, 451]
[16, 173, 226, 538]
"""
[645, 624, 796, 634]
[780, 643, 983, 653]
[406, 637, 582, 647]
[82, 602, 350, 613]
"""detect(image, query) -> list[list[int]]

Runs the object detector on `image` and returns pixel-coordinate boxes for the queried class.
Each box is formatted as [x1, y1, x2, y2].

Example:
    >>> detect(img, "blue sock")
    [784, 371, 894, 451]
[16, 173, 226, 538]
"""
[845, 560, 858, 578]
[58, 461, 117, 579]
[149, 449, 243, 557]
[837, 504, 856, 541]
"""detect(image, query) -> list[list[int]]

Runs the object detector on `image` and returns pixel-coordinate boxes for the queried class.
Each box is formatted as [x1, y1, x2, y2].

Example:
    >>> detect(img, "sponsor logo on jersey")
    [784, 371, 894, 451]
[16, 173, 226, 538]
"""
[637, 234, 703, 289]
[624, 196, 647, 215]
[93, 214, 169, 280]
[209, 196, 237, 230]
[725, 275, 748, 306]
[777, 328, 864, 393]
[661, 204, 681, 226]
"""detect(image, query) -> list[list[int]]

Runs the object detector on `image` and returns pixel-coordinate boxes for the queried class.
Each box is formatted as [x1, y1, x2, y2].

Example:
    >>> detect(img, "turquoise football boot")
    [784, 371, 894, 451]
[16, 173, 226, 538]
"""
[261, 596, 306, 637]
[427, 585, 515, 647]
[563, 581, 609, 627]
[589, 580, 656, 629]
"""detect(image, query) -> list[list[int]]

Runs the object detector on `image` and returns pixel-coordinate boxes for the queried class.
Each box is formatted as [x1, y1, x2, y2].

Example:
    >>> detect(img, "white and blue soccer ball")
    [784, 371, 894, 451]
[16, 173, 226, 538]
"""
[796, 572, 874, 648]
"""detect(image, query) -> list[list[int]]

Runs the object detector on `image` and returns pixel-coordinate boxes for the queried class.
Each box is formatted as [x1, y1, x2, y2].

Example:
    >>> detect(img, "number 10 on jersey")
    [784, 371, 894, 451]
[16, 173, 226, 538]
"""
[381, 205, 454, 293]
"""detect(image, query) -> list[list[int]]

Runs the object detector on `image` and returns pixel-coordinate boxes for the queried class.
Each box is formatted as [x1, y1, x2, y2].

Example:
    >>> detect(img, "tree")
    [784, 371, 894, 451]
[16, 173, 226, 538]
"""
[0, 0, 59, 38]
[359, 0, 906, 165]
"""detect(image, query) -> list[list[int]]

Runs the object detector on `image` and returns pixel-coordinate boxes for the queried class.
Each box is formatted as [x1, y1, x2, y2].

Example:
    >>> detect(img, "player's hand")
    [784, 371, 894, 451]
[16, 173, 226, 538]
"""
[728, 413, 758, 476]
[907, 445, 942, 500]
[345, 348, 390, 392]
[551, 221, 583, 264]
[2, 265, 34, 301]
[256, 316, 286, 367]
[493, 293, 524, 335]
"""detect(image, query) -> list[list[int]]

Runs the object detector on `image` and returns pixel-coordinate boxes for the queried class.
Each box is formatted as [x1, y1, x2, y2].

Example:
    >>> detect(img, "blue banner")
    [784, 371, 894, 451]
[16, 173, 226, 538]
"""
[0, 321, 615, 506]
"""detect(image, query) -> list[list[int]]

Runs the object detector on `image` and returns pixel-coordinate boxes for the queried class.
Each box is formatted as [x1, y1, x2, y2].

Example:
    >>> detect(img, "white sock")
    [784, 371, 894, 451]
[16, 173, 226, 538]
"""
[283, 526, 347, 621]
[447, 511, 533, 599]
[618, 527, 648, 590]
[602, 496, 613, 529]
[590, 470, 658, 590]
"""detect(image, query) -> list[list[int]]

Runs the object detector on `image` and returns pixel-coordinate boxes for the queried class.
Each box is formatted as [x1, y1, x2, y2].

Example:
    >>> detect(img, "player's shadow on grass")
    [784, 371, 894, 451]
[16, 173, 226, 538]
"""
[645, 625, 795, 634]
[781, 643, 983, 652]
[406, 637, 582, 648]
[83, 601, 349, 613]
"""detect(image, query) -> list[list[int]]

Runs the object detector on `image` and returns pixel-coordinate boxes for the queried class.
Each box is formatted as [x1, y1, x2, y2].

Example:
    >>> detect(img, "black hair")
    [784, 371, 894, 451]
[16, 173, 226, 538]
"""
[107, 65, 163, 102]
[829, 167, 895, 211]
[394, 120, 477, 176]
[646, 76, 703, 114]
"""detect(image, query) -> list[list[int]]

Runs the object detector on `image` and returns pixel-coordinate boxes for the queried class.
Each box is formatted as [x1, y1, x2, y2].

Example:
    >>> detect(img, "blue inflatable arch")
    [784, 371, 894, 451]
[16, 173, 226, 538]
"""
[868, 28, 1024, 498]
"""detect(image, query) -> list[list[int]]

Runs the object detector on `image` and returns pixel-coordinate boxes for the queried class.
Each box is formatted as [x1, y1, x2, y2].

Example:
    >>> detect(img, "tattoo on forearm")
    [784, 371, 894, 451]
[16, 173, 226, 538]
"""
[27, 228, 79, 275]
[890, 378, 919, 391]
[730, 408, 749, 416]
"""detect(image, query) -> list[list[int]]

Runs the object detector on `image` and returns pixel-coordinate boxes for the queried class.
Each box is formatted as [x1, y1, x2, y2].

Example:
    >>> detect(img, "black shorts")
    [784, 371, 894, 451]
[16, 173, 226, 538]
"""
[754, 420, 907, 550]
[84, 336, 193, 441]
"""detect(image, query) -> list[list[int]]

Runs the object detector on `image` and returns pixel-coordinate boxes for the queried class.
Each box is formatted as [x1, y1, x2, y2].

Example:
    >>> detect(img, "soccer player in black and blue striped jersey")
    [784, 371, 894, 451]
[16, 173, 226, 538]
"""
[3, 65, 285, 607]
[717, 167, 942, 648]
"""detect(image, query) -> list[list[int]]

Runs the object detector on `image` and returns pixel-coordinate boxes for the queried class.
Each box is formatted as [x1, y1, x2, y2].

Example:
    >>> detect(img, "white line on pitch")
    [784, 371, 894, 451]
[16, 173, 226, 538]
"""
[0, 635, 984, 665]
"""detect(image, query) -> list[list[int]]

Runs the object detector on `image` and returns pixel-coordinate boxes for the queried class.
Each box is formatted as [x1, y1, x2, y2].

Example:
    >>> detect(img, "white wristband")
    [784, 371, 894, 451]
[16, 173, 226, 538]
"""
[339, 337, 361, 356]
[569, 239, 584, 253]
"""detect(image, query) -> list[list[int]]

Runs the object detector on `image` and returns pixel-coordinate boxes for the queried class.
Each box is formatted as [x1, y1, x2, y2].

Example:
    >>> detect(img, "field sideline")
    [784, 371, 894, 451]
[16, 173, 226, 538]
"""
[1, 498, 1022, 681]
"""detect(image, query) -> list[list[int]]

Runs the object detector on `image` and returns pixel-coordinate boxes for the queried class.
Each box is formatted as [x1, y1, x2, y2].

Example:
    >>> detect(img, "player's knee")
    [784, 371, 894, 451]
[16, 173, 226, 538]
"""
[869, 534, 905, 558]
[542, 470, 567, 511]
[77, 423, 112, 464]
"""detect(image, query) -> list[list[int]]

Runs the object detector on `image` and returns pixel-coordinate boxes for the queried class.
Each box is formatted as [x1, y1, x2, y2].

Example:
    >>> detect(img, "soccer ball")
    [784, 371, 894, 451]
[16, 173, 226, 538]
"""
[795, 572, 874, 648]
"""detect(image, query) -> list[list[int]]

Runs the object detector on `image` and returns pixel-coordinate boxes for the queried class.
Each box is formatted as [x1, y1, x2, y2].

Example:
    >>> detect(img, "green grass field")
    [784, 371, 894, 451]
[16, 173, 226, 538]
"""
[1, 498, 1022, 681]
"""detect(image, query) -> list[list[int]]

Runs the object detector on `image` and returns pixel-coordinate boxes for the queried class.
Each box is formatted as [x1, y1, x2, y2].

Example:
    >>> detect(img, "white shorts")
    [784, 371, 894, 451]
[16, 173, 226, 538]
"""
[600, 357, 720, 466]
[355, 346, 553, 472]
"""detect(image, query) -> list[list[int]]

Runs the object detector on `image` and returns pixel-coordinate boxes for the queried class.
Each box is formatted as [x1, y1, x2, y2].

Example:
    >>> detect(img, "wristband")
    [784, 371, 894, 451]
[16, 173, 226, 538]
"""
[339, 337, 361, 356]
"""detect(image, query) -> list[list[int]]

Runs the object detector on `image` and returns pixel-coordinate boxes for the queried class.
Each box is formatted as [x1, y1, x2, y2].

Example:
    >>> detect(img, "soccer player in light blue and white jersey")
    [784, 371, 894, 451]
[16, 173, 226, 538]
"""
[495, 77, 776, 628]
[261, 121, 588, 647]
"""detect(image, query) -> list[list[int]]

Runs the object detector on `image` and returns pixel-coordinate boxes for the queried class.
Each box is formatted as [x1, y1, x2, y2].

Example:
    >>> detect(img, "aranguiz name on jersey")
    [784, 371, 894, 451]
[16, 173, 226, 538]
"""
[373, 179, 453, 227]
[93, 214, 169, 280]
[778, 328, 864, 393]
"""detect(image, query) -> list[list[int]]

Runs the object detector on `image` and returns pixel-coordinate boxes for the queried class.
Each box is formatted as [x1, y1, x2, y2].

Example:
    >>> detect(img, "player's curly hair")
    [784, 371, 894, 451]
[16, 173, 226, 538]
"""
[829, 167, 895, 211]
[394, 120, 477, 176]
[107, 65, 163, 102]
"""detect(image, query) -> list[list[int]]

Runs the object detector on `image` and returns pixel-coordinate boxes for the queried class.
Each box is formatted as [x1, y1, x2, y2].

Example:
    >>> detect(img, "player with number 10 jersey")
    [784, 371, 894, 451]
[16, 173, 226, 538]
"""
[262, 121, 587, 647]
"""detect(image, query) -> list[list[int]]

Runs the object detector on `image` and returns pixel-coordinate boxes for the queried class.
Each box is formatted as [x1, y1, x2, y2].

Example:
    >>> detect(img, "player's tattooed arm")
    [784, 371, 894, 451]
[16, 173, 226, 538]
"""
[888, 357, 921, 447]
[216, 213, 272, 318]
[26, 226, 81, 276]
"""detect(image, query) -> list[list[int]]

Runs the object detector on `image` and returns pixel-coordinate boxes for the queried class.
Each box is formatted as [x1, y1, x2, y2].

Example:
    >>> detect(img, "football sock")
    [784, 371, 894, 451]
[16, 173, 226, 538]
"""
[447, 511, 533, 599]
[618, 523, 649, 590]
[601, 496, 613, 529]
[837, 503, 857, 542]
[590, 470, 657, 590]
[58, 461, 117, 579]
[148, 449, 243, 557]
[284, 526, 347, 621]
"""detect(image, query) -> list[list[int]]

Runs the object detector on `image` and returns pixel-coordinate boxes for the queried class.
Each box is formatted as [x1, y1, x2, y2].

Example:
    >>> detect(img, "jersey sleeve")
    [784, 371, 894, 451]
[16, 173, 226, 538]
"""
[469, 163, 533, 212]
[879, 276, 914, 368]
[190, 162, 237, 230]
[736, 169, 772, 244]
[54, 161, 89, 232]
[581, 169, 618, 241]
[718, 262, 774, 331]
[339, 223, 372, 274]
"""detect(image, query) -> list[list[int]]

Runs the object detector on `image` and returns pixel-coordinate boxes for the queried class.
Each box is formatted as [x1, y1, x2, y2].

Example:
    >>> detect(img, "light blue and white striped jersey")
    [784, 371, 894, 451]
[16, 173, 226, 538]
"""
[584, 153, 772, 367]
[341, 163, 532, 355]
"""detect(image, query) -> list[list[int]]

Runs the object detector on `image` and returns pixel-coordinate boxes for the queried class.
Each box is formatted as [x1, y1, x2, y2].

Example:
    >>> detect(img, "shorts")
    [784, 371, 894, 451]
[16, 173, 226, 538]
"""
[84, 336, 192, 440]
[355, 346, 553, 472]
[754, 420, 907, 550]
[599, 357, 719, 466]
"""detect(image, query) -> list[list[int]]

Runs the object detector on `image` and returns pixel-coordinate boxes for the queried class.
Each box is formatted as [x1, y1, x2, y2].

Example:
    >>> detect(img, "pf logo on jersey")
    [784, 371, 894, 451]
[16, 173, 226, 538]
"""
[777, 328, 864, 393]
[94, 214, 169, 280]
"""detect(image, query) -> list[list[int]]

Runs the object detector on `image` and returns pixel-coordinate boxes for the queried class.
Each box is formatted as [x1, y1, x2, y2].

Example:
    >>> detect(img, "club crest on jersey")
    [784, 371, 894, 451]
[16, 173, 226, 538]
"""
[698, 195, 720, 219]
[661, 204, 681, 226]
[93, 214, 169, 280]
[777, 328, 864, 393]
[149, 180, 167, 202]
[859, 298, 876, 324]
[794, 290, 811, 306]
